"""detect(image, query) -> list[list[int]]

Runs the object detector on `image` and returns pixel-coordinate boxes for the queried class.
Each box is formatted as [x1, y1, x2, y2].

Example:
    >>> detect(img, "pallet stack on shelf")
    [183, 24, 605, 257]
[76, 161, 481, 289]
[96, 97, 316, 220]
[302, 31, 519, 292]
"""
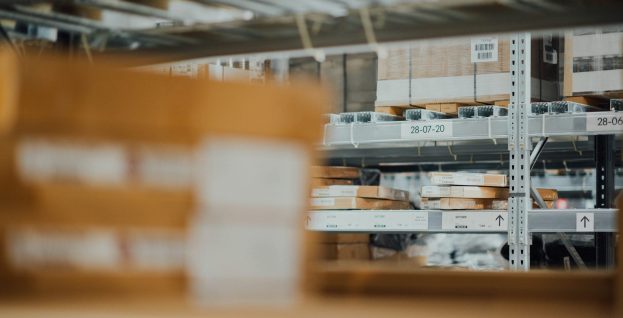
[310, 166, 411, 210]
[375, 35, 560, 117]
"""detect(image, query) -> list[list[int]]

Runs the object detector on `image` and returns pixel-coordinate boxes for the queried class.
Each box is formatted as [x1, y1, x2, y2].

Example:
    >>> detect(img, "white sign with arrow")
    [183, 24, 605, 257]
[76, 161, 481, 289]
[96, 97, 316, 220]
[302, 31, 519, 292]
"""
[441, 212, 507, 231]
[576, 212, 594, 232]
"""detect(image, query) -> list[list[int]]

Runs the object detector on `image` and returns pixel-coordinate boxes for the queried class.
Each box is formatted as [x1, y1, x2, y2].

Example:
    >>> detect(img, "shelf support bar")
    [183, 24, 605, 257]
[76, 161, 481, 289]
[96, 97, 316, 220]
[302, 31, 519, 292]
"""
[508, 33, 532, 271]
[595, 134, 616, 268]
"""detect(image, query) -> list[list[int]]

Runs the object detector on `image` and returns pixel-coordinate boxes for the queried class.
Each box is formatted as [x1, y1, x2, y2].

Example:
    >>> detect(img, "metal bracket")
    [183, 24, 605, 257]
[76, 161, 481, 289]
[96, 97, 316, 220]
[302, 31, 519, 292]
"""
[530, 138, 587, 269]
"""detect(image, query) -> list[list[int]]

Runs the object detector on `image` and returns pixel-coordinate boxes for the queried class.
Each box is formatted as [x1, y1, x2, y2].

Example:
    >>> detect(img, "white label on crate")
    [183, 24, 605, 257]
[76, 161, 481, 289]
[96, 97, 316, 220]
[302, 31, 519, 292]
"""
[400, 121, 453, 139]
[127, 231, 186, 270]
[454, 173, 486, 186]
[543, 35, 558, 64]
[441, 212, 507, 231]
[137, 146, 193, 188]
[306, 211, 428, 231]
[310, 198, 336, 207]
[7, 228, 121, 270]
[190, 138, 308, 305]
[188, 221, 298, 305]
[471, 37, 498, 63]
[17, 138, 128, 185]
[196, 137, 308, 213]
[431, 173, 485, 186]
[576, 213, 594, 232]
[170, 63, 199, 78]
[421, 186, 451, 198]
[362, 211, 428, 231]
[586, 113, 623, 132]
[311, 185, 358, 197]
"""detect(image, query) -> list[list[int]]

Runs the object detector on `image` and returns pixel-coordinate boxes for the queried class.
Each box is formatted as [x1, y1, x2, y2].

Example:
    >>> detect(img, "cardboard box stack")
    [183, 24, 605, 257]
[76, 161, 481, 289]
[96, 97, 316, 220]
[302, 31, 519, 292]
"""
[564, 28, 623, 101]
[421, 172, 558, 209]
[310, 170, 411, 210]
[376, 36, 560, 114]
[0, 50, 327, 304]
[310, 165, 360, 187]
[316, 234, 370, 261]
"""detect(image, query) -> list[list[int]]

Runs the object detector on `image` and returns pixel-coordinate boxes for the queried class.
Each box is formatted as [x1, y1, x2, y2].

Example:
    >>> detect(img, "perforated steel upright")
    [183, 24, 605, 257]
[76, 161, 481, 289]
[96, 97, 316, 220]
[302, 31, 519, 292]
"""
[508, 33, 532, 271]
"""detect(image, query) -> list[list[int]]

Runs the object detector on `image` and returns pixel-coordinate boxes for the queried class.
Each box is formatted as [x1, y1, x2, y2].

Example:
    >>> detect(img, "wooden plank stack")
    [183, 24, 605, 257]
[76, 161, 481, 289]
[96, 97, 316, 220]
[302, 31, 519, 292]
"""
[420, 172, 558, 209]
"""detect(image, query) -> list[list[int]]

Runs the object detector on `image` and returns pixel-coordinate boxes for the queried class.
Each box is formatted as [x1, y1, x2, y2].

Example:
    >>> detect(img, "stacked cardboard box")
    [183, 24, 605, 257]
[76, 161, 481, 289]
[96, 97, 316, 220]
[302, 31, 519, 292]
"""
[376, 36, 559, 108]
[421, 172, 557, 209]
[371, 245, 427, 266]
[310, 166, 359, 187]
[316, 234, 370, 261]
[0, 51, 327, 303]
[310, 185, 411, 210]
[564, 28, 623, 99]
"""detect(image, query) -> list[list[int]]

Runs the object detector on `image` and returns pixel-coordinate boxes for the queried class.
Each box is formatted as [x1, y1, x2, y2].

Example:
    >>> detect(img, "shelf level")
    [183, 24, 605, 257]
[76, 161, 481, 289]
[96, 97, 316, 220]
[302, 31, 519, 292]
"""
[306, 209, 617, 233]
[322, 112, 623, 148]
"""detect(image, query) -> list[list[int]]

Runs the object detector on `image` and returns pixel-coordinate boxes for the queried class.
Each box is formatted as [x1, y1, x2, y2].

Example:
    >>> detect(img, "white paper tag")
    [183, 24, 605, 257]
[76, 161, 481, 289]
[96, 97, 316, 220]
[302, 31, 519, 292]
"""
[188, 221, 298, 305]
[543, 35, 558, 64]
[8, 229, 121, 270]
[431, 173, 486, 186]
[310, 198, 336, 207]
[190, 137, 308, 306]
[196, 137, 308, 213]
[311, 185, 358, 197]
[421, 186, 451, 198]
[441, 212, 507, 231]
[576, 213, 594, 232]
[400, 121, 453, 140]
[471, 37, 498, 63]
[306, 211, 428, 231]
[137, 146, 193, 188]
[455, 173, 486, 186]
[170, 63, 199, 78]
[586, 113, 623, 132]
[17, 138, 128, 185]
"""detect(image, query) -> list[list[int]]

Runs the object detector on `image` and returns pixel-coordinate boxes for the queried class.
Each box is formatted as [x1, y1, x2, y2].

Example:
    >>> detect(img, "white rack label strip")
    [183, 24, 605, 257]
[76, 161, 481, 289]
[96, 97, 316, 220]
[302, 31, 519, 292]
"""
[306, 211, 428, 231]
[400, 121, 453, 140]
[441, 211, 508, 231]
[586, 113, 623, 132]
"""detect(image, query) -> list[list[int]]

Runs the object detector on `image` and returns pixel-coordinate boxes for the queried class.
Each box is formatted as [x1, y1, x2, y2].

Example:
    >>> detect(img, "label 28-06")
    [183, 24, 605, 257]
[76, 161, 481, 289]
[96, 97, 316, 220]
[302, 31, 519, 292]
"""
[596, 116, 623, 126]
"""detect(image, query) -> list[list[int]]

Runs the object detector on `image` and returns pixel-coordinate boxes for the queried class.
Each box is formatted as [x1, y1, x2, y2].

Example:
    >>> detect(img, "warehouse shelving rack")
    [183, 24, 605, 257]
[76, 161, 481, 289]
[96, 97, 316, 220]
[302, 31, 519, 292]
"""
[307, 33, 622, 271]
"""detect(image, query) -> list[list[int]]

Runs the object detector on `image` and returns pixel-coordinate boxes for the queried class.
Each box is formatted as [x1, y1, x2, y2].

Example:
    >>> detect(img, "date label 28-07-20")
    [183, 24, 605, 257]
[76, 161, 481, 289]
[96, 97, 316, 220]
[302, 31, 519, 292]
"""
[401, 121, 453, 139]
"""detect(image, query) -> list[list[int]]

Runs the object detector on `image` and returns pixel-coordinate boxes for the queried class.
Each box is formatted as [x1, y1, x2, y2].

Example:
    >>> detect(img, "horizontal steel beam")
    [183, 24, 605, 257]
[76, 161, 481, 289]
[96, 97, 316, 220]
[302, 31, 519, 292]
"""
[306, 209, 618, 233]
[98, 0, 623, 64]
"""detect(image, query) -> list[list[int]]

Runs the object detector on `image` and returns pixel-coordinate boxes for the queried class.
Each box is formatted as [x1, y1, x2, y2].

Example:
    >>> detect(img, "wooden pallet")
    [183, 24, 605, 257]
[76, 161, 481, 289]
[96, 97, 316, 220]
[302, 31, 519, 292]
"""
[374, 105, 421, 116]
[376, 100, 509, 117]
[563, 96, 612, 109]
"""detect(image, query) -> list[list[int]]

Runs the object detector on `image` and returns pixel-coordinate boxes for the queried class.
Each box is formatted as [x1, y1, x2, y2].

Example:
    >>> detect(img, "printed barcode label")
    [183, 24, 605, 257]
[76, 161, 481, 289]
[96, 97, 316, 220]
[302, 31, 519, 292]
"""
[477, 52, 492, 60]
[475, 43, 495, 51]
[544, 50, 558, 64]
[471, 37, 498, 63]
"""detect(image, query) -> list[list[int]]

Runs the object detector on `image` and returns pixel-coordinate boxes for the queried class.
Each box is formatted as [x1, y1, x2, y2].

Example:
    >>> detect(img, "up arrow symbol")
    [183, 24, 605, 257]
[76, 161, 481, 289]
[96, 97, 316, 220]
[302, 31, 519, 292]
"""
[580, 216, 590, 228]
[496, 214, 504, 226]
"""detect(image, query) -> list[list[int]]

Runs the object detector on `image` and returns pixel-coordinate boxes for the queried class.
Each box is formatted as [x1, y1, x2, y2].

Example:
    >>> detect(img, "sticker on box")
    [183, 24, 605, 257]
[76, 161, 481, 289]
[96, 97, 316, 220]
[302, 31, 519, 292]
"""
[471, 37, 498, 63]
